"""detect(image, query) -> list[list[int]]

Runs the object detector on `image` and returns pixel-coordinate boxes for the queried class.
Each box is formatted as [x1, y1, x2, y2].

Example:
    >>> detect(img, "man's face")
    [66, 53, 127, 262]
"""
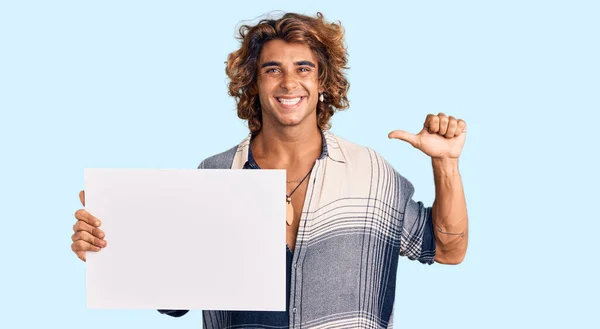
[256, 39, 322, 131]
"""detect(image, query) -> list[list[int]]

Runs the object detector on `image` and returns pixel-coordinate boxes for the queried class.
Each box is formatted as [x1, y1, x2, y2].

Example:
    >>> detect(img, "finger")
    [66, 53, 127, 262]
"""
[71, 240, 102, 253]
[73, 220, 105, 239]
[424, 114, 440, 133]
[388, 130, 419, 147]
[445, 116, 458, 138]
[456, 119, 467, 136]
[76, 251, 86, 262]
[79, 190, 85, 207]
[72, 231, 107, 248]
[74, 209, 101, 227]
[423, 114, 434, 133]
[438, 113, 449, 135]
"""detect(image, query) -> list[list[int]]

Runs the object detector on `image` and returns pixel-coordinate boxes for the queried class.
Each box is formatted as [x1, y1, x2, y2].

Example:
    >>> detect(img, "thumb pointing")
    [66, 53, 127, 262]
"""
[388, 130, 419, 147]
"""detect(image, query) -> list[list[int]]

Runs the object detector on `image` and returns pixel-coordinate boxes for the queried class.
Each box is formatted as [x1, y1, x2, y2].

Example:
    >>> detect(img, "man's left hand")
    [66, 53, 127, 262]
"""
[388, 113, 467, 159]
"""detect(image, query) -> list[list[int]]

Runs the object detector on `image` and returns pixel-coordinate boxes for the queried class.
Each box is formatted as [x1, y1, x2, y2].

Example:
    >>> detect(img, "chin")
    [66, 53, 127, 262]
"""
[273, 105, 308, 124]
[276, 114, 305, 127]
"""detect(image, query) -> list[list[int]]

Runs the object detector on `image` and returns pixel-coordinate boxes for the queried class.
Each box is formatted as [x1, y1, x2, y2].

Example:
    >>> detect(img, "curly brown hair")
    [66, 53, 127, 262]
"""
[225, 12, 350, 134]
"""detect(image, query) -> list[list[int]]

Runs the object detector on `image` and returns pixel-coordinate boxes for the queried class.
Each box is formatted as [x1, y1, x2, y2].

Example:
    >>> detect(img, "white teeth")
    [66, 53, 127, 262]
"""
[277, 97, 302, 105]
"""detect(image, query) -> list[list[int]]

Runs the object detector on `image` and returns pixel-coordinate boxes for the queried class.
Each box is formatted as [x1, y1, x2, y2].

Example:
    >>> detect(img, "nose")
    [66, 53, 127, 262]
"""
[279, 72, 298, 91]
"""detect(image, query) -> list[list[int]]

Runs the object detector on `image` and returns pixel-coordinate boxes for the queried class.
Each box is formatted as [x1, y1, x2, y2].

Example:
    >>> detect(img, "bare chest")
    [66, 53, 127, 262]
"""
[286, 181, 309, 252]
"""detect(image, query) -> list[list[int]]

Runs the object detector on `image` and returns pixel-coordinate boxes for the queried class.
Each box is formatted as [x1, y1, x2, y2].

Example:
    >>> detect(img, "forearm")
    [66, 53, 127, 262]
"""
[431, 157, 468, 264]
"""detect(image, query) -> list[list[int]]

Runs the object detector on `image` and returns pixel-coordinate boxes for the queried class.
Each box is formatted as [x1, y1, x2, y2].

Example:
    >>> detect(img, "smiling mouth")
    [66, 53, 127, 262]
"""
[276, 96, 306, 107]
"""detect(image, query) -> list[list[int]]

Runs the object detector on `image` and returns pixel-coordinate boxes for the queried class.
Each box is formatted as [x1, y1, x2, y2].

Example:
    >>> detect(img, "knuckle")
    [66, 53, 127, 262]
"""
[83, 231, 94, 243]
[77, 231, 87, 241]
[73, 240, 85, 251]
[85, 222, 95, 233]
[81, 222, 91, 232]
[73, 221, 83, 232]
[75, 240, 87, 250]
[93, 227, 104, 238]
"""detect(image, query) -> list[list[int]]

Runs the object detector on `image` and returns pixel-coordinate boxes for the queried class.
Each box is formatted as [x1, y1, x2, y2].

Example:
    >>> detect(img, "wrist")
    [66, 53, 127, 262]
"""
[431, 157, 460, 177]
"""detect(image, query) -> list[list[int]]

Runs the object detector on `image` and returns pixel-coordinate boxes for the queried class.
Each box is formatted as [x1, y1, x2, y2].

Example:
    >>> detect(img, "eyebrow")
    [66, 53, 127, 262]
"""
[260, 60, 316, 68]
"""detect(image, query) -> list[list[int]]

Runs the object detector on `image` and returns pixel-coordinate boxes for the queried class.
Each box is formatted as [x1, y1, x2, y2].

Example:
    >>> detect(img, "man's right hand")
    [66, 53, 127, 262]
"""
[71, 190, 107, 262]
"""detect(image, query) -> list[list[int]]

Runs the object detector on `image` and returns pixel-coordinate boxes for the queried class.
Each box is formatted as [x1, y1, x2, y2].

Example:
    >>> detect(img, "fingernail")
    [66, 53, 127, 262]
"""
[95, 220, 101, 226]
[99, 232, 105, 238]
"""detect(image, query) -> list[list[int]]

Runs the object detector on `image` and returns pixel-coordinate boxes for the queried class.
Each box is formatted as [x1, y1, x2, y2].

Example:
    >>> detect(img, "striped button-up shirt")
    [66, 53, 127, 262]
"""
[160, 130, 436, 328]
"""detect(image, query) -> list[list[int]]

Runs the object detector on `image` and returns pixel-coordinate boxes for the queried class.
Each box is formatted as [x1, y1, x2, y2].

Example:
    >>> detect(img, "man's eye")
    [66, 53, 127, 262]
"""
[266, 68, 279, 73]
[298, 67, 311, 73]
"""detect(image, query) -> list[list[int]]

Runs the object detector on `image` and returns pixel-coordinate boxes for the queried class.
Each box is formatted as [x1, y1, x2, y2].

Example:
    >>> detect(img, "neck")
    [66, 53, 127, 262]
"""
[251, 124, 322, 168]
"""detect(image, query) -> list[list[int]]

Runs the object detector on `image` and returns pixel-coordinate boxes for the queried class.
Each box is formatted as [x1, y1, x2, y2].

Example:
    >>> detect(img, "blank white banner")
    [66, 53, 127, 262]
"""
[84, 168, 286, 311]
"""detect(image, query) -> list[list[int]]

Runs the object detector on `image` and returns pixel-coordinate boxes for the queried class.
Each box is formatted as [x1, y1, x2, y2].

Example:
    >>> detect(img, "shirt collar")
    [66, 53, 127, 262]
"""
[232, 130, 346, 169]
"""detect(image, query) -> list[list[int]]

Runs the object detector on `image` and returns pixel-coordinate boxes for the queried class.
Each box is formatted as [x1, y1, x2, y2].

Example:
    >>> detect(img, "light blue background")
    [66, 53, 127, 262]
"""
[1, 0, 598, 328]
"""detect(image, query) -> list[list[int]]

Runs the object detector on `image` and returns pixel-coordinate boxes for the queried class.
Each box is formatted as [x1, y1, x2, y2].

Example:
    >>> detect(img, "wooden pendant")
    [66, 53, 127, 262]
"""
[286, 197, 294, 226]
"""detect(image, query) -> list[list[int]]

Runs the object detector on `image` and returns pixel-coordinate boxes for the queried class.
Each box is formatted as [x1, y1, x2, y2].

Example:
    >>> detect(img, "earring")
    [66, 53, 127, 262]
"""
[319, 93, 324, 102]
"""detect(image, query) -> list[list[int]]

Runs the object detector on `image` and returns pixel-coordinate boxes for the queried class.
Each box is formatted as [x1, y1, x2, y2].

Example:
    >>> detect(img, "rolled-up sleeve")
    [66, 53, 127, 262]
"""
[397, 174, 436, 264]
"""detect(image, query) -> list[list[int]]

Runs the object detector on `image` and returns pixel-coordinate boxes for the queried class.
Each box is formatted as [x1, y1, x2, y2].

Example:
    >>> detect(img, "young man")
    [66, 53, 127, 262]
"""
[71, 12, 468, 329]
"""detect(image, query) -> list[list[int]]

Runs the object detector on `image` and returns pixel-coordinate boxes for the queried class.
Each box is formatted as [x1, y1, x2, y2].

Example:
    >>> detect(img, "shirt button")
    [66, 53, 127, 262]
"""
[293, 307, 297, 313]
[293, 264, 297, 269]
